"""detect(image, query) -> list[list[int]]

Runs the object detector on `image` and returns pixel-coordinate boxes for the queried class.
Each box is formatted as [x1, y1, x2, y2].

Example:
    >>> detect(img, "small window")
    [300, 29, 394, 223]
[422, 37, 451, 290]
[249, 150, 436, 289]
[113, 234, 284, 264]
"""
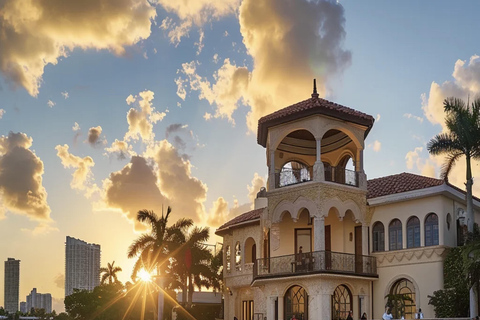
[245, 238, 256, 263]
[226, 245, 231, 273]
[389, 219, 402, 251]
[235, 241, 242, 271]
[425, 213, 439, 246]
[446, 213, 451, 230]
[372, 222, 385, 252]
[407, 217, 420, 248]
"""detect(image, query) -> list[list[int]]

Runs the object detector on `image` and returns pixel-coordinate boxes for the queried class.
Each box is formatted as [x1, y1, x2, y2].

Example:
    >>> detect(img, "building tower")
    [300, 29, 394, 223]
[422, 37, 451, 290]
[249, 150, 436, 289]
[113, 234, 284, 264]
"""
[26, 288, 52, 313]
[4, 258, 20, 313]
[65, 236, 101, 297]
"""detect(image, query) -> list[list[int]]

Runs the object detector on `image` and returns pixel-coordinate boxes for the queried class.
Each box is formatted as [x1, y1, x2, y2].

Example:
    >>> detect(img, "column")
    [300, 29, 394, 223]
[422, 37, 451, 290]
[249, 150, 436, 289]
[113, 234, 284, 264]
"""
[278, 295, 284, 320]
[313, 139, 325, 181]
[362, 224, 369, 255]
[269, 149, 276, 190]
[318, 294, 331, 320]
[355, 149, 364, 172]
[266, 296, 276, 320]
[314, 216, 325, 252]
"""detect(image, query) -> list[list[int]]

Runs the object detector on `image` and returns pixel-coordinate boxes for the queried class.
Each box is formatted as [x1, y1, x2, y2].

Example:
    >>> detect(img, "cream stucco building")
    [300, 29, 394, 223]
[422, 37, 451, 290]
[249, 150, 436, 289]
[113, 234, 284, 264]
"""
[215, 84, 480, 320]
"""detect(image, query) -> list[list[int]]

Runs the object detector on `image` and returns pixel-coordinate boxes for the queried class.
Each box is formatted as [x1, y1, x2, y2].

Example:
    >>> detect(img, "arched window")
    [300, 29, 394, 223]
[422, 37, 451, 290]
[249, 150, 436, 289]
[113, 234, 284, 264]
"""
[388, 278, 416, 319]
[425, 213, 439, 246]
[245, 238, 256, 263]
[389, 219, 402, 251]
[406, 217, 420, 248]
[278, 161, 311, 187]
[235, 241, 242, 271]
[225, 245, 231, 273]
[372, 222, 385, 252]
[284, 285, 308, 320]
[332, 285, 352, 320]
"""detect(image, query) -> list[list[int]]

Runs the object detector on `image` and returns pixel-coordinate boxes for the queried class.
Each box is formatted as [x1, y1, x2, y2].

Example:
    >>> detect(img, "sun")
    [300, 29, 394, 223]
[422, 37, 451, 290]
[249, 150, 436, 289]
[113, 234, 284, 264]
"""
[137, 268, 153, 282]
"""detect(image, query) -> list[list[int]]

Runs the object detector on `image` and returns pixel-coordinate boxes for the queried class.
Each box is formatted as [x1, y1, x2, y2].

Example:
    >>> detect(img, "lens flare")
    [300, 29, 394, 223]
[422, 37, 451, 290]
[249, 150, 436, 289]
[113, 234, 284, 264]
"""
[137, 268, 152, 282]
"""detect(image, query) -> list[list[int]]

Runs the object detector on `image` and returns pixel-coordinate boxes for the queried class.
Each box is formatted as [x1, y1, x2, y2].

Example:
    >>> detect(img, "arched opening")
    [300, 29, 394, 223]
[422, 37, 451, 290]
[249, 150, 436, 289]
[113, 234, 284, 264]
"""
[245, 237, 256, 263]
[225, 245, 231, 273]
[372, 222, 385, 252]
[425, 213, 439, 246]
[387, 278, 416, 319]
[284, 285, 308, 320]
[406, 216, 420, 248]
[235, 241, 242, 271]
[332, 284, 352, 320]
[278, 160, 312, 187]
[389, 219, 402, 251]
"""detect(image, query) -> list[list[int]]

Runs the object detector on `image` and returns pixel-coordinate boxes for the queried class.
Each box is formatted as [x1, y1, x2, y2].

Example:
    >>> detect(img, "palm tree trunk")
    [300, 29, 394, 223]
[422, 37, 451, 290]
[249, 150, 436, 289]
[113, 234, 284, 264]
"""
[466, 156, 474, 233]
[187, 274, 194, 309]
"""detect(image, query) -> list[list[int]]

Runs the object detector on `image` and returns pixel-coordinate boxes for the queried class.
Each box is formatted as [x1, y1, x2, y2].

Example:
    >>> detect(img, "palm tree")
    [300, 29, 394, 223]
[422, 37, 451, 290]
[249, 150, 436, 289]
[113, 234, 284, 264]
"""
[100, 261, 122, 285]
[428, 97, 480, 318]
[427, 97, 480, 234]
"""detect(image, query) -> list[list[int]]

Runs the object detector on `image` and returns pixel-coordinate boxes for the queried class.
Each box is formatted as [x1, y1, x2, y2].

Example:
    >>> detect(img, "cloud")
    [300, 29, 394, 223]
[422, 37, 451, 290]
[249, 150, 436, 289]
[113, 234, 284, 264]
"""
[165, 124, 191, 151]
[157, 0, 238, 26]
[61, 91, 69, 99]
[178, 0, 351, 131]
[54, 273, 65, 289]
[368, 140, 381, 152]
[124, 90, 166, 142]
[195, 29, 205, 55]
[0, 132, 51, 221]
[21, 222, 59, 235]
[55, 144, 99, 198]
[247, 172, 265, 204]
[0, 109, 5, 119]
[403, 113, 424, 123]
[203, 112, 212, 120]
[213, 53, 219, 64]
[87, 126, 105, 146]
[104, 139, 135, 160]
[47, 100, 56, 108]
[0, 0, 156, 96]
[376, 114, 381, 122]
[72, 122, 80, 131]
[405, 147, 436, 178]
[160, 18, 193, 46]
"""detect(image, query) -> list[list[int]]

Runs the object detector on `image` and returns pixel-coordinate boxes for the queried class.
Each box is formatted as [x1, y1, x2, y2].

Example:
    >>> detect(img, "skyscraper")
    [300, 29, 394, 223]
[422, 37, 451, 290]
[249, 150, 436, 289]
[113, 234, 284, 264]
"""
[26, 288, 52, 313]
[4, 258, 20, 313]
[65, 236, 101, 297]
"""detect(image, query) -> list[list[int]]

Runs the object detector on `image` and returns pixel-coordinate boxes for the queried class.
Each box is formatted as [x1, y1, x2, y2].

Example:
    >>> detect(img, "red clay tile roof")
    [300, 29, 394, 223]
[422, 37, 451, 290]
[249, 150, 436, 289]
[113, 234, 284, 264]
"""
[257, 95, 375, 147]
[367, 172, 444, 199]
[215, 208, 263, 233]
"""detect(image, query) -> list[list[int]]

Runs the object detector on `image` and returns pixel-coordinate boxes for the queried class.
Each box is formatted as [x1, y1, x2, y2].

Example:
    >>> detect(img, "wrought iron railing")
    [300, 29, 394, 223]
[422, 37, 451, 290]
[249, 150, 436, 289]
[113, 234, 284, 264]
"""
[324, 166, 358, 187]
[253, 250, 377, 279]
[275, 167, 312, 188]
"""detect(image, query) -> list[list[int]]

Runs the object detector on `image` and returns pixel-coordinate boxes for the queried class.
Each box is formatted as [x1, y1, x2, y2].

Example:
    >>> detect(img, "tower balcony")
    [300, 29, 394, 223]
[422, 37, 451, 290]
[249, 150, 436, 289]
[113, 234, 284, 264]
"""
[275, 166, 359, 188]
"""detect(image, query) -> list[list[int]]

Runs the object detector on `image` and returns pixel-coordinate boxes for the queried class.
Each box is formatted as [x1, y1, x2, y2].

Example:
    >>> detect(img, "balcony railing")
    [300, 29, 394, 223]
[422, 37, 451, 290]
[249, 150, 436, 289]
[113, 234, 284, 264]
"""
[253, 250, 377, 280]
[324, 166, 358, 187]
[275, 167, 312, 188]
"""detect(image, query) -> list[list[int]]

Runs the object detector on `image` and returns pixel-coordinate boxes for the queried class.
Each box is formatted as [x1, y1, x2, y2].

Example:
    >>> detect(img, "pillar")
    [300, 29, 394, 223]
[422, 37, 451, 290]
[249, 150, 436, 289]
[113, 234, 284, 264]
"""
[362, 224, 369, 256]
[267, 296, 276, 320]
[313, 139, 325, 181]
[318, 294, 331, 320]
[269, 149, 276, 190]
[314, 216, 325, 252]
[278, 295, 284, 320]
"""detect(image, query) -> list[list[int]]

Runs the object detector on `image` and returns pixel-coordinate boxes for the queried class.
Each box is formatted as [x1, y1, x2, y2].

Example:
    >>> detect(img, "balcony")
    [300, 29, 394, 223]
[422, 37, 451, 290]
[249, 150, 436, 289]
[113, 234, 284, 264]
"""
[275, 166, 358, 188]
[324, 166, 358, 187]
[253, 250, 377, 280]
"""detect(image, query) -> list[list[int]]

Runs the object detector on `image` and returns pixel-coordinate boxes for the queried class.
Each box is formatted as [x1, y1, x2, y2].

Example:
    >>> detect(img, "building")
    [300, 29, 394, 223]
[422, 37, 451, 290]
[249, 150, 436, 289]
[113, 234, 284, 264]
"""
[65, 236, 101, 297]
[19, 301, 27, 314]
[215, 83, 480, 320]
[26, 288, 52, 313]
[4, 258, 20, 313]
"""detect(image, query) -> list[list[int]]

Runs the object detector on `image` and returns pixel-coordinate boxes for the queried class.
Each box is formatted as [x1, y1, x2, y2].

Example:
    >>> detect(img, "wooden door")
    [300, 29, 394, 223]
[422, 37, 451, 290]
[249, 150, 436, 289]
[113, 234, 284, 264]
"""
[355, 226, 363, 273]
[325, 225, 331, 270]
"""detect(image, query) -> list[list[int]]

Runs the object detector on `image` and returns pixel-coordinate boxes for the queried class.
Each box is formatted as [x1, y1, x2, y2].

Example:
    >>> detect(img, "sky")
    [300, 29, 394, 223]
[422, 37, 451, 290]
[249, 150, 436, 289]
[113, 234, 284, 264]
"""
[1, 0, 480, 313]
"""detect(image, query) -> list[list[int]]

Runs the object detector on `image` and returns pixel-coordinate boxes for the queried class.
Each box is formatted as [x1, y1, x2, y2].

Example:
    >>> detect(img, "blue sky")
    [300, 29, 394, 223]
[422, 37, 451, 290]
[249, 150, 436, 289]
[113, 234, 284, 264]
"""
[1, 0, 480, 312]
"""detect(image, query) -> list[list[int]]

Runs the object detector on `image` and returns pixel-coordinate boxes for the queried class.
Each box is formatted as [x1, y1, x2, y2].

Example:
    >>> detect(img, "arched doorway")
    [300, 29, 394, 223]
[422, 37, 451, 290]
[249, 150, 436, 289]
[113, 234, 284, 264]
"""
[332, 284, 352, 320]
[284, 285, 308, 320]
[387, 278, 416, 319]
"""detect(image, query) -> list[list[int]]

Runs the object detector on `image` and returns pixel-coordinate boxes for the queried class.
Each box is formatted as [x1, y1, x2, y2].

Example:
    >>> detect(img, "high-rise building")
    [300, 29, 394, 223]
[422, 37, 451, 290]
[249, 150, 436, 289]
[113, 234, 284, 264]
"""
[4, 258, 20, 313]
[65, 236, 101, 297]
[19, 301, 27, 314]
[26, 288, 52, 313]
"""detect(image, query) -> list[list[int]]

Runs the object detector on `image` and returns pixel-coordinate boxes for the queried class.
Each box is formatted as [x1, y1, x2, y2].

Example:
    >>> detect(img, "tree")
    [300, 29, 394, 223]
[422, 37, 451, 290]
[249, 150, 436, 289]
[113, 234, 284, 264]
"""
[427, 97, 480, 317]
[100, 261, 122, 285]
[427, 97, 480, 234]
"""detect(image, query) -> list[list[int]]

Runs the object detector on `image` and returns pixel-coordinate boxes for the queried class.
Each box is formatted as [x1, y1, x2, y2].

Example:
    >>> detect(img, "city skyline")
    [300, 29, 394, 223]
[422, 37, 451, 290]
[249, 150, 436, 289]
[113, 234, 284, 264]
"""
[2, 0, 480, 313]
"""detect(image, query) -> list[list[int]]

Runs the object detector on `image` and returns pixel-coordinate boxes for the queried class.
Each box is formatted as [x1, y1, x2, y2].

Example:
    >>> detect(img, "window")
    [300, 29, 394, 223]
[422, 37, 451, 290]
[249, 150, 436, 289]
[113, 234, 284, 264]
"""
[388, 278, 416, 319]
[243, 300, 254, 320]
[406, 217, 420, 248]
[425, 213, 439, 246]
[245, 237, 256, 263]
[372, 222, 385, 252]
[295, 229, 312, 254]
[285, 286, 307, 320]
[235, 241, 242, 271]
[226, 245, 231, 273]
[389, 219, 402, 250]
[332, 285, 352, 320]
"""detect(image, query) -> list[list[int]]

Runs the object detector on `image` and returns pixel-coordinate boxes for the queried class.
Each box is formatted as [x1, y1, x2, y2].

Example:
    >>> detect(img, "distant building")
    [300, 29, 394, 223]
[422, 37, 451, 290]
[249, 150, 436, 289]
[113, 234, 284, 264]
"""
[4, 258, 20, 313]
[65, 236, 101, 297]
[26, 288, 52, 313]
[20, 301, 27, 314]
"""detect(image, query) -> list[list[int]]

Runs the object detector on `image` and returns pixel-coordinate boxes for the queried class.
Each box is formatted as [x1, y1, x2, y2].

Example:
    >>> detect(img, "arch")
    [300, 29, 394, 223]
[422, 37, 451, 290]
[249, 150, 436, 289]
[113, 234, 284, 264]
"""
[334, 150, 356, 168]
[387, 278, 417, 319]
[425, 213, 439, 246]
[321, 125, 363, 149]
[244, 237, 256, 263]
[278, 160, 312, 187]
[273, 197, 318, 223]
[372, 221, 385, 252]
[406, 216, 420, 248]
[284, 285, 308, 320]
[323, 198, 363, 222]
[225, 245, 231, 273]
[332, 284, 352, 320]
[235, 241, 242, 271]
[389, 219, 402, 251]
[384, 275, 420, 309]
[272, 127, 317, 151]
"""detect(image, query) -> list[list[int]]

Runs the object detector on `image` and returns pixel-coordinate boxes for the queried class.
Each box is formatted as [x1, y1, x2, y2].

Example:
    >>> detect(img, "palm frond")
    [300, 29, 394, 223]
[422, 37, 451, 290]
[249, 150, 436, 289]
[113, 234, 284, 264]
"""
[127, 234, 155, 258]
[440, 151, 463, 180]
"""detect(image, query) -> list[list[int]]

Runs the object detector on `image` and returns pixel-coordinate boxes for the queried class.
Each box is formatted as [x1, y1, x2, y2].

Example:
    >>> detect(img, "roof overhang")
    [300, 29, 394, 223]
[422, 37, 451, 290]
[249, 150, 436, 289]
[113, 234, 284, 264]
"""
[215, 219, 260, 236]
